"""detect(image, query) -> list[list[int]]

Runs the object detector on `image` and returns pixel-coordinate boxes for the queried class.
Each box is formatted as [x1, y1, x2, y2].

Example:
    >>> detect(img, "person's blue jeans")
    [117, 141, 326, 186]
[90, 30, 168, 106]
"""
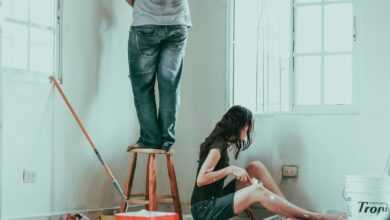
[128, 25, 188, 150]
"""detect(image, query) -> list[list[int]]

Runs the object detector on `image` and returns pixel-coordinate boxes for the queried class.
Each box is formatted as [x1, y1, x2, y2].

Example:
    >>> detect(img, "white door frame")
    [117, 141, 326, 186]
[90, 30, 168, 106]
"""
[0, 0, 4, 218]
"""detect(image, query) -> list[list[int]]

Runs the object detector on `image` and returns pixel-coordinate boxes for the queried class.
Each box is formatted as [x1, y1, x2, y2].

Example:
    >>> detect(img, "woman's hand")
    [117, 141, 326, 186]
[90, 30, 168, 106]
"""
[229, 165, 251, 182]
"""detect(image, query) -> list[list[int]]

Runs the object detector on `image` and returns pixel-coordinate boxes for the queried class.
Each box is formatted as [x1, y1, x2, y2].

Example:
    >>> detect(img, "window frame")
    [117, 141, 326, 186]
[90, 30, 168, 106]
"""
[0, 0, 3, 218]
[291, 0, 358, 114]
[226, 0, 359, 116]
[0, 0, 63, 83]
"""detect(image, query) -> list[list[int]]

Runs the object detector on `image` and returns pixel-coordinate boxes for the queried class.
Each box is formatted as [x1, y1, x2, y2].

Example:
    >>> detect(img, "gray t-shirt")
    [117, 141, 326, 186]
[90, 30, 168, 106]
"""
[132, 0, 192, 27]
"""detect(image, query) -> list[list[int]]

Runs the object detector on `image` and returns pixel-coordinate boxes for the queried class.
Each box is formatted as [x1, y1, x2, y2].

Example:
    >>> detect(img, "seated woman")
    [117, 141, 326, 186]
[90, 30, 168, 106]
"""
[190, 105, 346, 220]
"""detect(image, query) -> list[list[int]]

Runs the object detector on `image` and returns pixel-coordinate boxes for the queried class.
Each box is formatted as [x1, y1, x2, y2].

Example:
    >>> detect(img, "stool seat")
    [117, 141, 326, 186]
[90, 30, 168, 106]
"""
[128, 148, 174, 155]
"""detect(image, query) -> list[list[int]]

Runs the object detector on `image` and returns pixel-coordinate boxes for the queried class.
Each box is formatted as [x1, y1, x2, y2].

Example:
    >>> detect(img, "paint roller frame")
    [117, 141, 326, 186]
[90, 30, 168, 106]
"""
[49, 76, 134, 211]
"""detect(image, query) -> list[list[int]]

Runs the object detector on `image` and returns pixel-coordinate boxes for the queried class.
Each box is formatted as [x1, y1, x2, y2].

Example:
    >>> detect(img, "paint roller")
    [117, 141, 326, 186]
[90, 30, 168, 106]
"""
[49, 76, 133, 211]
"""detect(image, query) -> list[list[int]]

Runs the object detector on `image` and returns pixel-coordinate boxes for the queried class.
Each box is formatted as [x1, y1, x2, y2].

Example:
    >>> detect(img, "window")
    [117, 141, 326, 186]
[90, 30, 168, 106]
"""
[0, 0, 62, 79]
[229, 0, 356, 114]
[293, 0, 354, 112]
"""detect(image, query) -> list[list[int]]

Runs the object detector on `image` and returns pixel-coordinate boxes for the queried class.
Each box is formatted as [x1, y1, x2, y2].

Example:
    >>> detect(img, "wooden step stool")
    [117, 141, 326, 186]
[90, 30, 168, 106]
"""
[121, 148, 183, 220]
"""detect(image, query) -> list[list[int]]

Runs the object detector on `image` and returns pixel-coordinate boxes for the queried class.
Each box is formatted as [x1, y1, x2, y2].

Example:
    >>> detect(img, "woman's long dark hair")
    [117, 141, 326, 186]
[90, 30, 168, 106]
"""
[199, 105, 254, 160]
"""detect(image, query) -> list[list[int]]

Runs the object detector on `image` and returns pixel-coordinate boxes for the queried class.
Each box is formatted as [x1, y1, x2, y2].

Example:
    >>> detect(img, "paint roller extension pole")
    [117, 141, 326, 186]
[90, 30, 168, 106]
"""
[49, 76, 127, 201]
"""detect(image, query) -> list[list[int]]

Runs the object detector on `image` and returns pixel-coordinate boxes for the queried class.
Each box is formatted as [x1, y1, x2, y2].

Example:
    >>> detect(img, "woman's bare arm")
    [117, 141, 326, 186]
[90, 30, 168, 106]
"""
[196, 149, 232, 187]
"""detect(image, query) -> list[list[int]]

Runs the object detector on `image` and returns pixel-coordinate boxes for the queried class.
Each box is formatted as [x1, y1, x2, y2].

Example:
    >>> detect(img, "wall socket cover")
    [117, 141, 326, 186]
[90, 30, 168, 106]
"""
[281, 165, 299, 178]
[23, 170, 37, 183]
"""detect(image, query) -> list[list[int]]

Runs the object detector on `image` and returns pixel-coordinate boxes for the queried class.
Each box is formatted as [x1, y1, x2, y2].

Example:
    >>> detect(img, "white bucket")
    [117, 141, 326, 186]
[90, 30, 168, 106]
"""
[344, 175, 390, 220]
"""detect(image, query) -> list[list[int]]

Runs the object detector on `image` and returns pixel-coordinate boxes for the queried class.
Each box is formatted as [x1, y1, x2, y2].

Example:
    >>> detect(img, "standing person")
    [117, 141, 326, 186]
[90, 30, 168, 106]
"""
[126, 0, 191, 151]
[191, 105, 347, 220]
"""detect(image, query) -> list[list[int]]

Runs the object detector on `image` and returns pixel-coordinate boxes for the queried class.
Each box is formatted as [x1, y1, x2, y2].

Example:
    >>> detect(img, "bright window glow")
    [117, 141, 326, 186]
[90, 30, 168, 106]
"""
[231, 0, 355, 114]
[1, 0, 58, 77]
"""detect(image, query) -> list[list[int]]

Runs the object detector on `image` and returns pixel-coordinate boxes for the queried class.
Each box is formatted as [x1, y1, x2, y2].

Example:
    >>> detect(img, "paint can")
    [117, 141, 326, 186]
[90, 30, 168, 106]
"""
[344, 175, 390, 220]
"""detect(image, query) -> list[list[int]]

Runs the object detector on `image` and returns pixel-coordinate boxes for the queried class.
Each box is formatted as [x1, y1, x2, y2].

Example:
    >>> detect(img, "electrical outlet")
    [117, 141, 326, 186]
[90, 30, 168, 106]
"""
[281, 165, 299, 178]
[23, 170, 37, 184]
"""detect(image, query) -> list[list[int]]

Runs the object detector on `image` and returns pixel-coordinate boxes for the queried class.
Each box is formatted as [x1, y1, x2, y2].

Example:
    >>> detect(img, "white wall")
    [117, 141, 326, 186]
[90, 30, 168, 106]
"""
[51, 0, 136, 213]
[1, 0, 137, 218]
[5, 0, 388, 218]
[0, 0, 230, 218]
[238, 0, 390, 212]
[174, 0, 229, 203]
[2, 76, 54, 219]
[0, 13, 4, 220]
[51, 0, 390, 214]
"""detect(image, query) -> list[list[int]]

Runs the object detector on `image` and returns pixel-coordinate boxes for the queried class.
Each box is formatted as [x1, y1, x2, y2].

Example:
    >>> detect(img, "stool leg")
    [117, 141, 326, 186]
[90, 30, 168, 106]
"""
[147, 154, 158, 211]
[166, 154, 183, 220]
[145, 154, 150, 210]
[121, 152, 138, 212]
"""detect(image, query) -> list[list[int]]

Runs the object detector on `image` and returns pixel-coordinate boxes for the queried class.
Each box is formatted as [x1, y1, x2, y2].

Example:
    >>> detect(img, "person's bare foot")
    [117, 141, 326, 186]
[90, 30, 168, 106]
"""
[127, 143, 141, 152]
[127, 143, 162, 152]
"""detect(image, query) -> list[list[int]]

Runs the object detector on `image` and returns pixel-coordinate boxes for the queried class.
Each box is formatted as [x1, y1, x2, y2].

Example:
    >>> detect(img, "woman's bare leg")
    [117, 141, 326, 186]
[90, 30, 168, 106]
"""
[233, 183, 345, 220]
[234, 160, 288, 218]
[246, 161, 285, 197]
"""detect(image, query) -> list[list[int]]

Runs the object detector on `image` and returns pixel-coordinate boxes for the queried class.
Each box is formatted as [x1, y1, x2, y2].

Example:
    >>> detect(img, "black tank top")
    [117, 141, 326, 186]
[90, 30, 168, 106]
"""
[190, 140, 230, 205]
